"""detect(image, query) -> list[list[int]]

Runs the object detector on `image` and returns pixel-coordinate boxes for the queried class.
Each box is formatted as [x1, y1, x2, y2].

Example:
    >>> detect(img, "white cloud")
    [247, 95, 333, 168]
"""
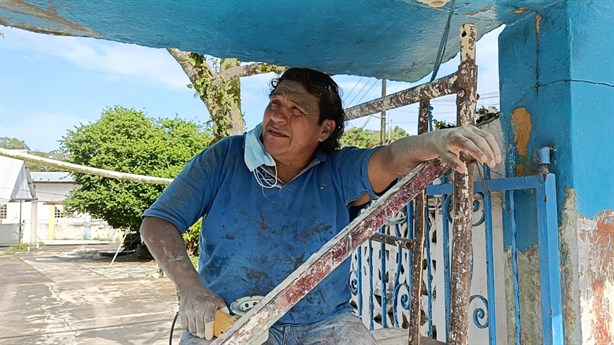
[3, 26, 190, 91]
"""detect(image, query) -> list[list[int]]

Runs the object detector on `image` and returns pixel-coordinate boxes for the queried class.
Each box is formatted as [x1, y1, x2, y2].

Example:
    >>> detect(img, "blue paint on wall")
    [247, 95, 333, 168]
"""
[567, 1, 614, 215]
[500, 1, 614, 250]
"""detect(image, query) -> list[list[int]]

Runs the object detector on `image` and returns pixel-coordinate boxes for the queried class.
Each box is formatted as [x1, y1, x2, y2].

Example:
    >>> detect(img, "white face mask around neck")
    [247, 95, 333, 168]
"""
[244, 123, 279, 188]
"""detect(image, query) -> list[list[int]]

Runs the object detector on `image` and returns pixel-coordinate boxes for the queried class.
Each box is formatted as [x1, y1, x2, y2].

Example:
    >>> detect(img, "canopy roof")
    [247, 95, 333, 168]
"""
[0, 155, 36, 205]
[1, 1, 557, 81]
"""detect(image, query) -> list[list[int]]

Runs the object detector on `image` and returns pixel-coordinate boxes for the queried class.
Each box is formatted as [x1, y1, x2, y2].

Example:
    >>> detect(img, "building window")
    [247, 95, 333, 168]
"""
[54, 206, 64, 218]
[0, 205, 7, 219]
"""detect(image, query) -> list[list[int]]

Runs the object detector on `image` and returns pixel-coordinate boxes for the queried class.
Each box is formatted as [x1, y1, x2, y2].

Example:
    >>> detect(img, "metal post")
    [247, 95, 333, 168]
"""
[449, 23, 478, 345]
[536, 173, 565, 344]
[380, 79, 387, 144]
[407, 99, 431, 345]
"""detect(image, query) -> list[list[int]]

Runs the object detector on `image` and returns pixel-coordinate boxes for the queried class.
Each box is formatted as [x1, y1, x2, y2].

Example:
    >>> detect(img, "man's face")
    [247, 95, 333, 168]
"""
[261, 80, 334, 166]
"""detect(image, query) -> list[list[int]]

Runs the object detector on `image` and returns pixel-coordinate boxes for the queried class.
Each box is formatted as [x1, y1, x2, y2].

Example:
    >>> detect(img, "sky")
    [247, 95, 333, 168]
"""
[0, 25, 503, 152]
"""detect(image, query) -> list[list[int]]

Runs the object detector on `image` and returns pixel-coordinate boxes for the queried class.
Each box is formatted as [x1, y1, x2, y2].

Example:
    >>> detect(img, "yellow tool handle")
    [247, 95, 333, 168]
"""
[213, 309, 241, 338]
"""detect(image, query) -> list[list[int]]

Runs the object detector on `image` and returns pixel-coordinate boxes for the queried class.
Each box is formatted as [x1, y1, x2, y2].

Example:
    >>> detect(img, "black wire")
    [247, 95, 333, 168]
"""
[169, 311, 179, 345]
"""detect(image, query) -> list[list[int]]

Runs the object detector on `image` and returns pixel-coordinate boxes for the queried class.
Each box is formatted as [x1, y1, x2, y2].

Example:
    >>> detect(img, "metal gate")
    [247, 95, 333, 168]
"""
[351, 152, 565, 344]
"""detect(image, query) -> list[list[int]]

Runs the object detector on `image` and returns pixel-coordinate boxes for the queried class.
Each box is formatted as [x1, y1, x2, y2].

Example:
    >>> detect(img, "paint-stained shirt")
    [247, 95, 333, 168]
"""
[144, 134, 377, 325]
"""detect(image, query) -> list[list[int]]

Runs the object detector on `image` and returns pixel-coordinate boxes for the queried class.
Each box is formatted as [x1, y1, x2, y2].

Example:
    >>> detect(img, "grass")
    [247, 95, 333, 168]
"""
[5, 242, 30, 255]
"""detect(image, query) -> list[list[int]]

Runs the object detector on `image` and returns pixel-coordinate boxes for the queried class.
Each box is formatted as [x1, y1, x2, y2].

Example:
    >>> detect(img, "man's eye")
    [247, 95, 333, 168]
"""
[292, 108, 303, 116]
[269, 102, 279, 110]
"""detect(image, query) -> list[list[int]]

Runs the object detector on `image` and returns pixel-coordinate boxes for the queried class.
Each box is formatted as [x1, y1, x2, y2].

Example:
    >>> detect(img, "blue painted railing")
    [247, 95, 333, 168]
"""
[349, 164, 565, 344]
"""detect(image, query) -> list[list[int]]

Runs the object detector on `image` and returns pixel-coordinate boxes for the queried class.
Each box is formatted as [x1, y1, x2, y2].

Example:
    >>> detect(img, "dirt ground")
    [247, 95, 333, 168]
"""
[0, 243, 182, 345]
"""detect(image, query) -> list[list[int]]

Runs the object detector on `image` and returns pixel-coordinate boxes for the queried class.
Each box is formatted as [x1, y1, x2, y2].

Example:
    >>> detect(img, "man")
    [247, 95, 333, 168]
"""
[140, 68, 501, 344]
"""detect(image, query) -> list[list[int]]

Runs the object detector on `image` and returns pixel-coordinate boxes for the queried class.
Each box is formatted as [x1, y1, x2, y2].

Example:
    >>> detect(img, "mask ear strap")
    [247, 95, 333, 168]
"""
[253, 166, 279, 189]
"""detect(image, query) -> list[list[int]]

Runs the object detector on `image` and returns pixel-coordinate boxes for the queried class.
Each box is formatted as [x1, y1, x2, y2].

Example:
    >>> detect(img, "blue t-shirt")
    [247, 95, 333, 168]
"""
[144, 135, 377, 324]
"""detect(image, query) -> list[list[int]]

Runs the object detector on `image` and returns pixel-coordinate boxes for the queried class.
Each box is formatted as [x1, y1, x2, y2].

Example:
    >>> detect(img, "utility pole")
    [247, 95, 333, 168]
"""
[379, 79, 387, 145]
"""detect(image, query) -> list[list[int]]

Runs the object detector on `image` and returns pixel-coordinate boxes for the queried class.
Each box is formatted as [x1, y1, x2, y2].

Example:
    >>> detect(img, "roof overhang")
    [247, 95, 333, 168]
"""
[0, 1, 558, 81]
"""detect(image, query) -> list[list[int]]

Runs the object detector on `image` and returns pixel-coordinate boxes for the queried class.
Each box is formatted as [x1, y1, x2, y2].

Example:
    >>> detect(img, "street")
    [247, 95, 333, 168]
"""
[0, 244, 181, 345]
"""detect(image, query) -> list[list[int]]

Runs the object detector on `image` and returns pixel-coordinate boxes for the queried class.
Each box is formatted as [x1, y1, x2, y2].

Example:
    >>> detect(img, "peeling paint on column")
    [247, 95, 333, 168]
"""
[510, 107, 533, 176]
[578, 210, 614, 344]
[504, 245, 544, 344]
[560, 188, 580, 345]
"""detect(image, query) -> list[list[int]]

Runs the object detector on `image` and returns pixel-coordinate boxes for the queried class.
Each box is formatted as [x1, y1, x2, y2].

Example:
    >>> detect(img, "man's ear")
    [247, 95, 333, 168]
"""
[319, 119, 336, 142]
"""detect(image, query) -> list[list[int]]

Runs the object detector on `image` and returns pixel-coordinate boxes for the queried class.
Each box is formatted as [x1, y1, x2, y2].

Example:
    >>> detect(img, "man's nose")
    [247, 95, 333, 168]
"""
[270, 105, 290, 123]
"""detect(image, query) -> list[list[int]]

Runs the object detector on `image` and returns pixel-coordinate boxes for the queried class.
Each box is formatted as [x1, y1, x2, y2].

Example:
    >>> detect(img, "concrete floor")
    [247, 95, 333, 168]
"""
[0, 244, 181, 345]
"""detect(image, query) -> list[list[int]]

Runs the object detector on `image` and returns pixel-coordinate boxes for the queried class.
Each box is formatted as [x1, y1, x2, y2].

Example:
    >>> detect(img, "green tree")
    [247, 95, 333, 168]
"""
[27, 149, 68, 172]
[60, 106, 211, 237]
[0, 137, 29, 150]
[167, 50, 286, 142]
[340, 126, 412, 148]
[388, 126, 410, 142]
[340, 128, 380, 148]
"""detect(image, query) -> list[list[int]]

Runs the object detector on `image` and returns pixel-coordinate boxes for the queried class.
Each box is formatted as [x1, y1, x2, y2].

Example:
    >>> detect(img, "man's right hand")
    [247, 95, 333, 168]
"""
[139, 217, 230, 340]
[179, 286, 228, 340]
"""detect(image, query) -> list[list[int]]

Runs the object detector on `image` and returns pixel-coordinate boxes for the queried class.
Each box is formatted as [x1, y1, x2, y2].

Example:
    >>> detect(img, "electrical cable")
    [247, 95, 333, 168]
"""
[169, 311, 179, 345]
[343, 77, 364, 103]
[430, 0, 456, 83]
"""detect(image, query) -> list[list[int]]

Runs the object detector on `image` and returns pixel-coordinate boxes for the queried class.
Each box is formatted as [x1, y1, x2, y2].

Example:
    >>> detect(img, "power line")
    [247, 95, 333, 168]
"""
[355, 79, 379, 104]
[342, 77, 364, 103]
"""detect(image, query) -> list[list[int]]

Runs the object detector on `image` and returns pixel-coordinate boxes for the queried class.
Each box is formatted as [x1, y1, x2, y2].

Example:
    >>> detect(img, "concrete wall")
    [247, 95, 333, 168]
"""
[499, 2, 614, 344]
[0, 200, 120, 245]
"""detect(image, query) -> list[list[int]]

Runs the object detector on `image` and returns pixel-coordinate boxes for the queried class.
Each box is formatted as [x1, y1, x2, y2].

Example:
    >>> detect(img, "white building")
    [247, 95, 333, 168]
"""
[0, 155, 119, 246]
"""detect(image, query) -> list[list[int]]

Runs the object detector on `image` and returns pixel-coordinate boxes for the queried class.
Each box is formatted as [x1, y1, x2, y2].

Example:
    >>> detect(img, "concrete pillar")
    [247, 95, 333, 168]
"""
[499, 2, 613, 344]
[29, 199, 38, 248]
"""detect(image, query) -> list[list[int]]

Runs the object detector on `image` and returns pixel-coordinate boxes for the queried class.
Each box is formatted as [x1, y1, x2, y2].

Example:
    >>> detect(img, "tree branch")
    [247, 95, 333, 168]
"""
[220, 63, 287, 79]
[167, 48, 215, 83]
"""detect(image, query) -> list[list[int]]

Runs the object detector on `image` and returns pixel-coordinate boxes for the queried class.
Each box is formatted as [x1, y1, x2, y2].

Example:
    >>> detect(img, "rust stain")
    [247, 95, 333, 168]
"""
[579, 210, 614, 268]
[536, 14, 542, 36]
[511, 107, 533, 176]
[594, 211, 614, 253]
[513, 7, 528, 14]
[592, 279, 613, 344]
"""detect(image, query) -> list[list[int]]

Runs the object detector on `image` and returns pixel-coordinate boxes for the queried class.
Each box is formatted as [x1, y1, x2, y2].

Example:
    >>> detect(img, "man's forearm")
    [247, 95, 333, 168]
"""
[140, 216, 204, 294]
[368, 131, 442, 193]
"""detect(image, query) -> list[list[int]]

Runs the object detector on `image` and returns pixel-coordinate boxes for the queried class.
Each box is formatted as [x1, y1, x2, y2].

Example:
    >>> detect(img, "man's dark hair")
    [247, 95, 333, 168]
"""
[270, 68, 345, 152]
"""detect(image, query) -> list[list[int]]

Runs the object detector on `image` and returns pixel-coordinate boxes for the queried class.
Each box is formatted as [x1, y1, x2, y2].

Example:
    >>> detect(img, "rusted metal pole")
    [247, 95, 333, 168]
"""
[213, 160, 447, 345]
[380, 79, 387, 144]
[407, 98, 431, 345]
[448, 23, 478, 345]
[344, 73, 458, 120]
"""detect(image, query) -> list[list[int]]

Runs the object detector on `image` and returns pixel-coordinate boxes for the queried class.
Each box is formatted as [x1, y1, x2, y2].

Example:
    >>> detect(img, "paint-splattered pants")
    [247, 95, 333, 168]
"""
[179, 311, 378, 345]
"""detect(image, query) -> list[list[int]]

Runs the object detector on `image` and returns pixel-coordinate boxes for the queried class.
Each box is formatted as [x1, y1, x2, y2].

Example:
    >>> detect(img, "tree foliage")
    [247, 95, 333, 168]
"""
[0, 137, 29, 150]
[340, 126, 410, 148]
[0, 137, 67, 171]
[27, 150, 69, 172]
[60, 106, 211, 232]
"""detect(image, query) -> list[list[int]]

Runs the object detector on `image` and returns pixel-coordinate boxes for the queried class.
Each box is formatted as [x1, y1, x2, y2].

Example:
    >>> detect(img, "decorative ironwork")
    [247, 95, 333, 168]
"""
[469, 295, 490, 329]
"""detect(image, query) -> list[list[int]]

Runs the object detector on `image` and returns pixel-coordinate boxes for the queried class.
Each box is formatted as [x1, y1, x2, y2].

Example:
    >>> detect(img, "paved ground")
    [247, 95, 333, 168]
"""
[0, 244, 182, 345]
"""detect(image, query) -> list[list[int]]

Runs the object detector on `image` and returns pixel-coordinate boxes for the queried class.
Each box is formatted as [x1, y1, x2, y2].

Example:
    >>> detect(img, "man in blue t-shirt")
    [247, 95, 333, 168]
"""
[141, 68, 501, 344]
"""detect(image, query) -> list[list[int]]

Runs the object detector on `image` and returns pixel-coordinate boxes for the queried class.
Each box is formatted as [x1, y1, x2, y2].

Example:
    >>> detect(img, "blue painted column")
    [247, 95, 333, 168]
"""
[499, 2, 614, 344]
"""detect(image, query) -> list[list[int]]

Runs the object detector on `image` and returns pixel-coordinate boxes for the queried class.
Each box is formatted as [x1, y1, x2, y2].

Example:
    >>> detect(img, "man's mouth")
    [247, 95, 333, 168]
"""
[267, 128, 288, 137]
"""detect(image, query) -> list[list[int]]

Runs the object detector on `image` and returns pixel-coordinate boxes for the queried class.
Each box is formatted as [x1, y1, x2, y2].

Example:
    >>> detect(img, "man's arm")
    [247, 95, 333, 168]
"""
[367, 125, 501, 194]
[140, 216, 226, 340]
